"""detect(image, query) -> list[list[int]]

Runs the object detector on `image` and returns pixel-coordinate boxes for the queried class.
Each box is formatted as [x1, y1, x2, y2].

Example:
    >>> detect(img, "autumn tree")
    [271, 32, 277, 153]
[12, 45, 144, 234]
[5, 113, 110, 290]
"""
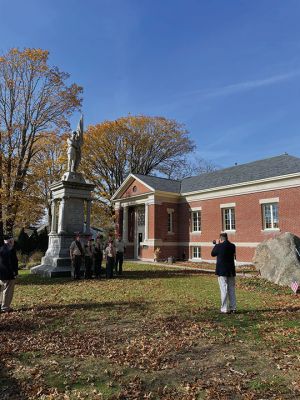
[160, 156, 219, 180]
[81, 115, 195, 222]
[29, 131, 67, 228]
[0, 48, 82, 237]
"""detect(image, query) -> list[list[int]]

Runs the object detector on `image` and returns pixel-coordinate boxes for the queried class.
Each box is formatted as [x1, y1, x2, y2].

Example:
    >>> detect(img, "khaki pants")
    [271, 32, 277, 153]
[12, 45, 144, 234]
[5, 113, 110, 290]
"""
[0, 279, 15, 311]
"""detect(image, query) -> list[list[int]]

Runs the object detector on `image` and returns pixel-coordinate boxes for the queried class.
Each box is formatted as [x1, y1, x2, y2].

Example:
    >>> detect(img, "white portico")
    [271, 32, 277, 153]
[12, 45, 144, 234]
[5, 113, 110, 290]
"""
[112, 172, 180, 261]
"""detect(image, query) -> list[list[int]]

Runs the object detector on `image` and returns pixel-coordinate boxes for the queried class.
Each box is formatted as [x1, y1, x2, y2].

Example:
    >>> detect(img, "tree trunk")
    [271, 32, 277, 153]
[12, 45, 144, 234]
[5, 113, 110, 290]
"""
[0, 131, 3, 243]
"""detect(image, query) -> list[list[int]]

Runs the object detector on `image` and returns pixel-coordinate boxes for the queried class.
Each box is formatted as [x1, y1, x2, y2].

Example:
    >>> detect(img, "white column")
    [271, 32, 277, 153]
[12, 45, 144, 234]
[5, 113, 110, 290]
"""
[58, 198, 66, 233]
[50, 200, 57, 233]
[144, 202, 149, 241]
[122, 205, 128, 243]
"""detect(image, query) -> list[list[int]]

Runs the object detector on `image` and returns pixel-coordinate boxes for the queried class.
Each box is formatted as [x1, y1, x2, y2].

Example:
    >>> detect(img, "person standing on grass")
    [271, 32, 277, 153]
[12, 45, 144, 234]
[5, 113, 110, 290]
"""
[105, 240, 115, 279]
[115, 234, 126, 275]
[84, 237, 94, 279]
[211, 232, 237, 314]
[70, 233, 84, 280]
[0, 235, 18, 313]
[93, 235, 104, 279]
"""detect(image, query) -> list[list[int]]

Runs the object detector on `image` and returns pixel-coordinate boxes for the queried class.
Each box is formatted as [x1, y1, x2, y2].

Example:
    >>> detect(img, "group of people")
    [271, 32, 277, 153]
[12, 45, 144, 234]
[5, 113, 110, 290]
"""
[0, 230, 237, 315]
[69, 233, 126, 280]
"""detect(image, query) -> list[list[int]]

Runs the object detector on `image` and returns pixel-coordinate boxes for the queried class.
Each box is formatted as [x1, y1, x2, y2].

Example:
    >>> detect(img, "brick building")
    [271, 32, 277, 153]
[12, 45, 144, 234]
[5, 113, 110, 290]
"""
[112, 154, 300, 264]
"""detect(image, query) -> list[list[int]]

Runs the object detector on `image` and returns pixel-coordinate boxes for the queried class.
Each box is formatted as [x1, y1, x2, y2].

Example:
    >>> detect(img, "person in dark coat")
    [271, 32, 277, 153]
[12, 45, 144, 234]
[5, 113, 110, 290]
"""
[0, 235, 18, 312]
[105, 240, 115, 279]
[211, 232, 236, 314]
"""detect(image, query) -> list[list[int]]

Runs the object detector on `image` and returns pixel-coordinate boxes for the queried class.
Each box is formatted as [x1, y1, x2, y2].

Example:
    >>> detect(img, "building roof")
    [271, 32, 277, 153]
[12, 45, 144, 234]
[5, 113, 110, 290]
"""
[180, 154, 300, 193]
[133, 173, 181, 193]
[130, 154, 300, 196]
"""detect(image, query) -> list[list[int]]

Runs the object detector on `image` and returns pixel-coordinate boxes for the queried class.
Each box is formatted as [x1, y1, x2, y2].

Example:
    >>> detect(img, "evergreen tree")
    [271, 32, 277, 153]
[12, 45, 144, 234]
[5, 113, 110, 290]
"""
[16, 228, 30, 255]
[29, 229, 39, 253]
[37, 228, 49, 253]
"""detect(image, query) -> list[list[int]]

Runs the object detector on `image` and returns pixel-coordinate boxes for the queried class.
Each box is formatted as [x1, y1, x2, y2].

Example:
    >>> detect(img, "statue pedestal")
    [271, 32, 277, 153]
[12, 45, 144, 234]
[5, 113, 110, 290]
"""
[31, 174, 95, 278]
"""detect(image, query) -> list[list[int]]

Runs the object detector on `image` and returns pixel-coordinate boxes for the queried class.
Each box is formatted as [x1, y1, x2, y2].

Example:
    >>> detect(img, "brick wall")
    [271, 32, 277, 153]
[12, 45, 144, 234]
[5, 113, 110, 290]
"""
[189, 187, 300, 240]
[114, 177, 300, 263]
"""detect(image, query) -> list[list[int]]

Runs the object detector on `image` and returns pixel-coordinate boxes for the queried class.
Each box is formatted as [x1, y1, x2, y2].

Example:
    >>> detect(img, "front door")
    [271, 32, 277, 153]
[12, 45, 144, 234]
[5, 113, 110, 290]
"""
[135, 206, 145, 259]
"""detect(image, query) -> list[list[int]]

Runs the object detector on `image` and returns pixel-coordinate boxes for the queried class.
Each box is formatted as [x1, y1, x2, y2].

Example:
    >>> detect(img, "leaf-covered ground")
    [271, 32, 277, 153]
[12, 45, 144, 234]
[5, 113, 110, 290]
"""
[0, 263, 299, 399]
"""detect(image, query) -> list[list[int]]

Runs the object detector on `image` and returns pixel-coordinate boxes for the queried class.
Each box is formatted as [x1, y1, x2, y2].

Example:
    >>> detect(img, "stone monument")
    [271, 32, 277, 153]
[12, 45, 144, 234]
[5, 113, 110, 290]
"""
[31, 117, 95, 277]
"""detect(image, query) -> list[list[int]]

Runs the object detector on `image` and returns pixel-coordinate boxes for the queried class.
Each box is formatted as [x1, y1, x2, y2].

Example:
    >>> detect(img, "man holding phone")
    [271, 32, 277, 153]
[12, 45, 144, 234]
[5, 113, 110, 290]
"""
[211, 233, 236, 314]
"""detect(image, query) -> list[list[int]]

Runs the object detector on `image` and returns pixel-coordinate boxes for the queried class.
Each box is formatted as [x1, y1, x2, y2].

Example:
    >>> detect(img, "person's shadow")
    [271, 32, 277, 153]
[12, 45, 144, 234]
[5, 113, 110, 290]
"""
[0, 361, 28, 399]
[17, 268, 206, 285]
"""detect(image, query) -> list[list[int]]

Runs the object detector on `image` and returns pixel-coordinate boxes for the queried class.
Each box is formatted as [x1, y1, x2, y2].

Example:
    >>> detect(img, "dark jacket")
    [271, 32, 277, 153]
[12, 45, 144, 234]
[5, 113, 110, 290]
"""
[10, 246, 19, 277]
[211, 240, 236, 277]
[0, 244, 18, 280]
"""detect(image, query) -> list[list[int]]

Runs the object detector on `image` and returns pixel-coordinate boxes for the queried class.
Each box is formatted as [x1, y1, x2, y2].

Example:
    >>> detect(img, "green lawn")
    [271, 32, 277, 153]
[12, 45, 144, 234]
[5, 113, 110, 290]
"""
[1, 263, 299, 399]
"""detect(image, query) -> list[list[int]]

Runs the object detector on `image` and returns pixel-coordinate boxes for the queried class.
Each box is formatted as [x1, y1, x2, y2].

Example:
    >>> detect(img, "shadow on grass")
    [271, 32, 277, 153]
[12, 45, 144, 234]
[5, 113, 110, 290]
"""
[0, 315, 38, 333]
[118, 269, 209, 280]
[237, 306, 300, 314]
[16, 299, 154, 313]
[0, 361, 28, 400]
[17, 268, 207, 286]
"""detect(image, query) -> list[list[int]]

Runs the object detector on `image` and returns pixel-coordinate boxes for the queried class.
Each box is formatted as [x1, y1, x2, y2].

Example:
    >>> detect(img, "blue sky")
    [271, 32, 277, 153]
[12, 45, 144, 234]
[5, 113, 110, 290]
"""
[1, 0, 300, 167]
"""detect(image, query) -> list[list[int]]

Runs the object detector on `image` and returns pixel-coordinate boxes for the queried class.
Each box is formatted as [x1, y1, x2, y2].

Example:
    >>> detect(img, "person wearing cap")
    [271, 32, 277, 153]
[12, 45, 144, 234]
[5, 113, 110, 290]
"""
[115, 234, 126, 275]
[211, 232, 237, 314]
[70, 233, 84, 279]
[0, 235, 18, 312]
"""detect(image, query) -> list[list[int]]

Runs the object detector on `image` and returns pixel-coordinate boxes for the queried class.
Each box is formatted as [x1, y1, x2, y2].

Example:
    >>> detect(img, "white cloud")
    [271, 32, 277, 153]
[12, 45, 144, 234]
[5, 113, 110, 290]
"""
[199, 70, 300, 99]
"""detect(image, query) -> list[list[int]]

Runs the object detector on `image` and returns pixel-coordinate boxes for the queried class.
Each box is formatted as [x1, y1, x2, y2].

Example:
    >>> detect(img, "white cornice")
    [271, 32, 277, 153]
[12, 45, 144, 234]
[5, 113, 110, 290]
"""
[155, 190, 181, 198]
[118, 195, 153, 207]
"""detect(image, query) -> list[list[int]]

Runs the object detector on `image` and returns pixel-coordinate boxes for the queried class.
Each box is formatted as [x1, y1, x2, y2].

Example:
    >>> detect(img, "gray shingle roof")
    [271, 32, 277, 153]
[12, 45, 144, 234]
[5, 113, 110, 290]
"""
[133, 154, 300, 195]
[133, 174, 181, 193]
[181, 154, 300, 193]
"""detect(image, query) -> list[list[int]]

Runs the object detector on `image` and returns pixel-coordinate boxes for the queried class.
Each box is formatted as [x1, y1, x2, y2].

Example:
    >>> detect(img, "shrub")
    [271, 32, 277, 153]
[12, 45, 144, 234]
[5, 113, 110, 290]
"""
[28, 251, 44, 266]
[17, 251, 29, 269]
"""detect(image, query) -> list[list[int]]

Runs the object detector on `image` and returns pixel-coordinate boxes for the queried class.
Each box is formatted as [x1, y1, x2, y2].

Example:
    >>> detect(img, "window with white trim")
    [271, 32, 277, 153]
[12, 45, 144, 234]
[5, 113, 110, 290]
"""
[222, 208, 236, 231]
[192, 211, 201, 232]
[192, 246, 201, 259]
[262, 203, 279, 229]
[137, 207, 145, 226]
[167, 209, 174, 233]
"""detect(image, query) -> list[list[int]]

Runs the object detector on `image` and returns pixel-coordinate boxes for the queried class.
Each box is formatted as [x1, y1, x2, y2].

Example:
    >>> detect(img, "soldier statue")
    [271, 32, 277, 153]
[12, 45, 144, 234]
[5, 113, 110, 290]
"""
[67, 116, 84, 173]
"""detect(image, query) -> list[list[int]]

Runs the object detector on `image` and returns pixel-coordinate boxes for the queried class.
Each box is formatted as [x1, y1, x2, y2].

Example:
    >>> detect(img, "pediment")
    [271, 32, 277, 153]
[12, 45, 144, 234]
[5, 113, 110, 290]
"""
[112, 175, 154, 200]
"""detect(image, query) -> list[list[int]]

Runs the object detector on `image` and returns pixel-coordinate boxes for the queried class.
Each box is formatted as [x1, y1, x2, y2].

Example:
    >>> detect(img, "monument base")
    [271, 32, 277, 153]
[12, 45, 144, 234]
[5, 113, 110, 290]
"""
[30, 232, 90, 278]
[31, 259, 73, 278]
